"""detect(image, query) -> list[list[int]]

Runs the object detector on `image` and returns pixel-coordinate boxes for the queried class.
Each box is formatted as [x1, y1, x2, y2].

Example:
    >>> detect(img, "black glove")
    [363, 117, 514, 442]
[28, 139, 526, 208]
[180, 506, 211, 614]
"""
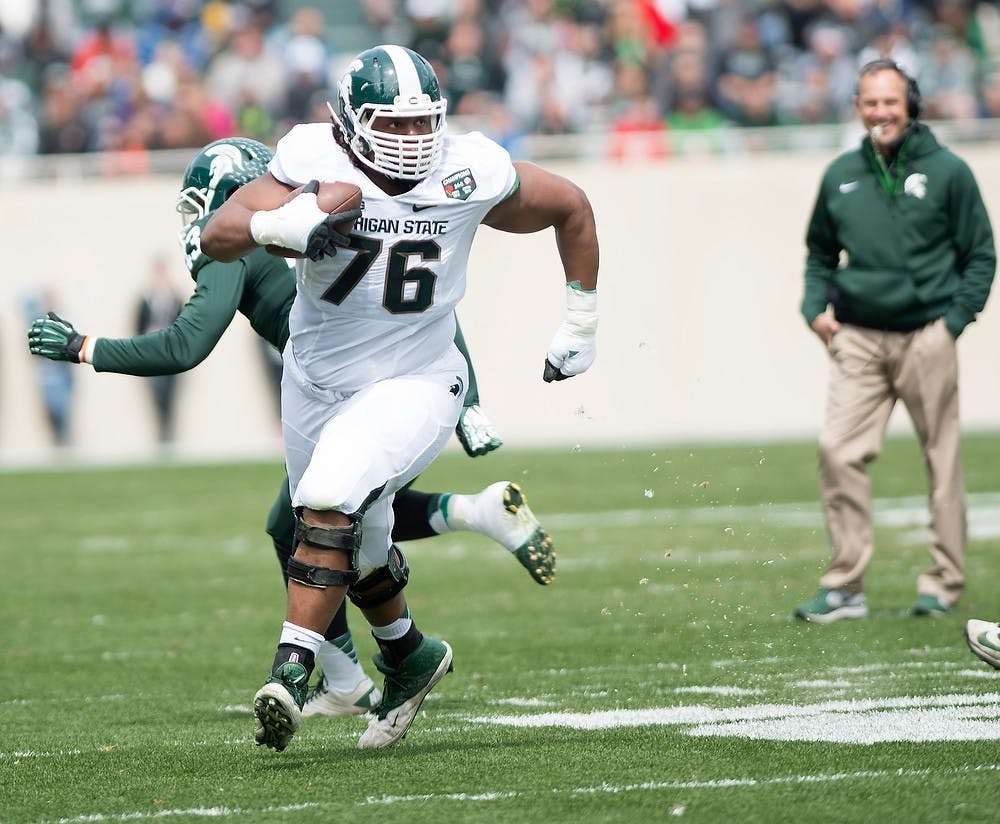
[27, 312, 86, 363]
[304, 208, 362, 261]
[542, 358, 571, 382]
[301, 181, 361, 261]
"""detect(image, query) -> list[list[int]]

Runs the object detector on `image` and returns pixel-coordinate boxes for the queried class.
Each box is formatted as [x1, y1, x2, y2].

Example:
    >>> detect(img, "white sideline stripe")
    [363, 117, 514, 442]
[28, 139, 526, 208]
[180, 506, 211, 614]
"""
[49, 765, 1000, 819]
[53, 804, 322, 822]
[565, 763, 1000, 793]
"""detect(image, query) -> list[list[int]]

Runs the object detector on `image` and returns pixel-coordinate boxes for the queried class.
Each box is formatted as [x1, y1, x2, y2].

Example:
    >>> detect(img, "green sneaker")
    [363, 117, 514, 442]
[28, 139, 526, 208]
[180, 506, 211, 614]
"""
[794, 588, 868, 623]
[253, 661, 308, 752]
[357, 638, 453, 749]
[912, 593, 950, 616]
[965, 619, 1000, 669]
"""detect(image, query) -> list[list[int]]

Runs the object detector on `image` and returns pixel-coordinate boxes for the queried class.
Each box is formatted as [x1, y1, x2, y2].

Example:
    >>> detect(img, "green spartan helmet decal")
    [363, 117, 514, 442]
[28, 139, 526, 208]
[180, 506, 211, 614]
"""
[334, 44, 447, 181]
[176, 137, 273, 220]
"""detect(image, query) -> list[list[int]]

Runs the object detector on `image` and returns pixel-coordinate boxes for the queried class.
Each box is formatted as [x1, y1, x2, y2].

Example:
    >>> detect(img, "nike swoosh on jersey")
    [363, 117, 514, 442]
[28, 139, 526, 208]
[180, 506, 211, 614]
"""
[411, 204, 434, 212]
[839, 181, 859, 194]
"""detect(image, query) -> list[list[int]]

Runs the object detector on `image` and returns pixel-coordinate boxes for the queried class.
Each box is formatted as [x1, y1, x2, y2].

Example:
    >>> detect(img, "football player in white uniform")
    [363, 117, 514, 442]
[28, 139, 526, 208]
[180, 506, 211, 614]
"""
[201, 44, 599, 753]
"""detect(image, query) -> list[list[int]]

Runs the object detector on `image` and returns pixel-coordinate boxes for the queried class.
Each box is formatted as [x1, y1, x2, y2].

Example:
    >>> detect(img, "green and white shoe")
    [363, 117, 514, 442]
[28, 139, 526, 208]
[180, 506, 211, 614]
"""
[357, 638, 453, 749]
[502, 483, 557, 586]
[966, 619, 1000, 669]
[470, 482, 556, 585]
[794, 588, 868, 623]
[302, 674, 381, 717]
[253, 661, 308, 752]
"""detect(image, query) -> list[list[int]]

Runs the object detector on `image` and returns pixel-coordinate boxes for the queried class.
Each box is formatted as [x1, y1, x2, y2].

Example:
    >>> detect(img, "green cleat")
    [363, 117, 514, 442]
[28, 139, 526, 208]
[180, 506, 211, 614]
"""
[253, 661, 309, 752]
[501, 483, 556, 585]
[794, 588, 868, 623]
[358, 638, 453, 749]
[912, 593, 950, 616]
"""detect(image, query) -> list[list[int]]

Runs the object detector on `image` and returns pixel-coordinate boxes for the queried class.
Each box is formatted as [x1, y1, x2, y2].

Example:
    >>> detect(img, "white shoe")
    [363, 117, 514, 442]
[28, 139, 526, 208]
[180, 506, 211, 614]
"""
[357, 638, 453, 749]
[302, 674, 381, 717]
[468, 482, 556, 585]
[965, 619, 1000, 669]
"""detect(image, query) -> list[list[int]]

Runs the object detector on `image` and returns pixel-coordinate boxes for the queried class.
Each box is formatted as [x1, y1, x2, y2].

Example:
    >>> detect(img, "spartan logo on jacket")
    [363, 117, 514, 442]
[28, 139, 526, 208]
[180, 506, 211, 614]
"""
[904, 173, 927, 199]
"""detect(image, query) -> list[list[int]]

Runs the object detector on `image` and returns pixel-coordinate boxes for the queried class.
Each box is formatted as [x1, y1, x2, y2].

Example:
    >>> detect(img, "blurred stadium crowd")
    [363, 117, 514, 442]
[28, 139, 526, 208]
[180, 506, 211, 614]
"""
[3, 0, 1000, 163]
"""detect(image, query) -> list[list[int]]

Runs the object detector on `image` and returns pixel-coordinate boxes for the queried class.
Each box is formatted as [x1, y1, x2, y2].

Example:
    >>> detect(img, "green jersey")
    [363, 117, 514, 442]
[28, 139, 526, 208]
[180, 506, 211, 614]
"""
[91, 216, 295, 375]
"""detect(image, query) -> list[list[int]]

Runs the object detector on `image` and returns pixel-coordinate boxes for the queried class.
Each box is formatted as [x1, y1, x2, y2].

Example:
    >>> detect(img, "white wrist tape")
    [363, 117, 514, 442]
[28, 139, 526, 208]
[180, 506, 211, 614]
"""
[80, 336, 96, 365]
[250, 193, 326, 253]
[564, 282, 598, 335]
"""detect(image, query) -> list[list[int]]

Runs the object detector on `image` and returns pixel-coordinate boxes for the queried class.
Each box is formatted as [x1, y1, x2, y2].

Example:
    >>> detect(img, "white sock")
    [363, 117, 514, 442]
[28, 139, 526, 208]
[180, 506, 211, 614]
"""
[371, 615, 413, 641]
[434, 492, 477, 532]
[278, 621, 323, 656]
[316, 640, 368, 692]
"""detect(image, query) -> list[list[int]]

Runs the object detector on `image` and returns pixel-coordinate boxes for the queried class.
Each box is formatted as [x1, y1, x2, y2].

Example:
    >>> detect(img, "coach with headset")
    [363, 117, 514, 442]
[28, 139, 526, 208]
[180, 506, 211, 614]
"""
[794, 59, 996, 623]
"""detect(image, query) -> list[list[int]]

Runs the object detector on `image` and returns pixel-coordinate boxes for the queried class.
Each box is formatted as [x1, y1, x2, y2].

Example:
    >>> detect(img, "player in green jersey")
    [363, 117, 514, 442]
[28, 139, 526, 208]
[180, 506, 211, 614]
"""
[27, 137, 556, 718]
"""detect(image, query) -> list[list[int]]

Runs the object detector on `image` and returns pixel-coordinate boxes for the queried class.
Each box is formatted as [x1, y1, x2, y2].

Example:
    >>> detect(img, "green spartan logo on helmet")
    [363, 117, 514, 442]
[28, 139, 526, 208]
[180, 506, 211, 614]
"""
[176, 137, 273, 220]
[334, 44, 448, 181]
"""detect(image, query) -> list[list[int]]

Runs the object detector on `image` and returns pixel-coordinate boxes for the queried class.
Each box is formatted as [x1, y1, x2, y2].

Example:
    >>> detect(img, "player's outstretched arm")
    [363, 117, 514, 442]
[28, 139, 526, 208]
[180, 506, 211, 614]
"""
[26, 266, 248, 376]
[483, 162, 599, 382]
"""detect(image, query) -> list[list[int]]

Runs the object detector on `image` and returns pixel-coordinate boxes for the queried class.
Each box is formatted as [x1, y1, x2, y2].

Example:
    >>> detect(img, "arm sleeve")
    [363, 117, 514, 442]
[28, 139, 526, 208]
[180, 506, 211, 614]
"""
[91, 260, 247, 376]
[945, 161, 997, 337]
[800, 176, 841, 326]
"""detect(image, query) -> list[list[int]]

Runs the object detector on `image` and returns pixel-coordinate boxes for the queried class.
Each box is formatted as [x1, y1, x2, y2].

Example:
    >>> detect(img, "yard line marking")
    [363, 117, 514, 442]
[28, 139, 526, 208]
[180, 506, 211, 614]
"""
[468, 692, 1000, 743]
[363, 792, 519, 805]
[688, 705, 1000, 743]
[1, 749, 83, 759]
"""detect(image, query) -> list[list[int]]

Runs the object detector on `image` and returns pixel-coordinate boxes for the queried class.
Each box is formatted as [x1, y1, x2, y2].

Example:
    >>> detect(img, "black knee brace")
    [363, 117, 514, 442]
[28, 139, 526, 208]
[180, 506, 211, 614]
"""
[286, 511, 362, 588]
[347, 544, 410, 608]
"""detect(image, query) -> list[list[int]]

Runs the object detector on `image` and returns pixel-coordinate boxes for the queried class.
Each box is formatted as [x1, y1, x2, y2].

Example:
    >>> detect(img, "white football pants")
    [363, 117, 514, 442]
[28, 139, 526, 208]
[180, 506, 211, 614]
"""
[281, 343, 467, 577]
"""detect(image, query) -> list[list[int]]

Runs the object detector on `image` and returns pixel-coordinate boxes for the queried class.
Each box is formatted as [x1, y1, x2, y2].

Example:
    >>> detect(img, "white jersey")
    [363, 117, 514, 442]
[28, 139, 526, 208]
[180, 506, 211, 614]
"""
[270, 123, 518, 392]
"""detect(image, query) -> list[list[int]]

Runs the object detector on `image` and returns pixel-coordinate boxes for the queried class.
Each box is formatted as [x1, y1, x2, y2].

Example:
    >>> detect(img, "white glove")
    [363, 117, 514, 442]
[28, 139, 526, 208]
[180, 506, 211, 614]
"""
[455, 404, 503, 456]
[544, 283, 597, 382]
[250, 182, 329, 254]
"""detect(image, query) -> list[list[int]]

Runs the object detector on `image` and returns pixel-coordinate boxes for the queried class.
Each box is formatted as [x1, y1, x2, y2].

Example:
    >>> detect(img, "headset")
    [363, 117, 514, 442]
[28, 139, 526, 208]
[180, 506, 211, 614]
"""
[856, 58, 922, 120]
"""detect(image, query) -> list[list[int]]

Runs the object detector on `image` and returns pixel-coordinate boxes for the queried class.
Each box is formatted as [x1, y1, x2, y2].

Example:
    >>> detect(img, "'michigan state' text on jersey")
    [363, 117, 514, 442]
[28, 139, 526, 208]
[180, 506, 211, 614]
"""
[269, 124, 518, 392]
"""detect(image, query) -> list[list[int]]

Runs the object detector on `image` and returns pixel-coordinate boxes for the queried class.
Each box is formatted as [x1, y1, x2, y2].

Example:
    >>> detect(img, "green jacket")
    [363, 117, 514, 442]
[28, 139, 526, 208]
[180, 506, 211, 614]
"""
[801, 123, 995, 337]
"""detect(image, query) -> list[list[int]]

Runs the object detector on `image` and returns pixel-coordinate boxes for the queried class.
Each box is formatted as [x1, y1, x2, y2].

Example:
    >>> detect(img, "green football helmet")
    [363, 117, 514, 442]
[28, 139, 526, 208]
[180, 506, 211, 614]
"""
[176, 137, 273, 222]
[332, 44, 447, 181]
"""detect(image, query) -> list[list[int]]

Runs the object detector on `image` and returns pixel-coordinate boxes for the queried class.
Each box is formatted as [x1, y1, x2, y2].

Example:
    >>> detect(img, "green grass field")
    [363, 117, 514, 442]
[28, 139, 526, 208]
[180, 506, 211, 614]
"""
[3, 436, 1000, 823]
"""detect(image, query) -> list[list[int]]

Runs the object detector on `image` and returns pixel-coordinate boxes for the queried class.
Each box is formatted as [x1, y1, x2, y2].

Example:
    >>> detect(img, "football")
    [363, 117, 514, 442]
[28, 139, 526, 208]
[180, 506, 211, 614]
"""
[265, 180, 362, 258]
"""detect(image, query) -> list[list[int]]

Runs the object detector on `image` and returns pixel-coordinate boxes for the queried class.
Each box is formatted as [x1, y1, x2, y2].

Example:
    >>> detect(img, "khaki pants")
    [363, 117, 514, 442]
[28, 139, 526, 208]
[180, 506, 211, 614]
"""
[817, 319, 966, 604]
